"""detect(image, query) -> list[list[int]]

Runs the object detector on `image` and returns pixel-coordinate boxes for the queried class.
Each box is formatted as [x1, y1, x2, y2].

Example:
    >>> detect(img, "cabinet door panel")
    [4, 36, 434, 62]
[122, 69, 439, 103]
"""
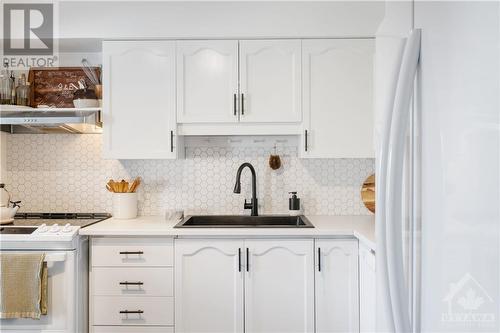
[239, 40, 301, 123]
[177, 40, 239, 123]
[103, 41, 177, 159]
[175, 239, 244, 333]
[302, 39, 374, 158]
[245, 239, 314, 333]
[359, 245, 376, 333]
[315, 239, 359, 333]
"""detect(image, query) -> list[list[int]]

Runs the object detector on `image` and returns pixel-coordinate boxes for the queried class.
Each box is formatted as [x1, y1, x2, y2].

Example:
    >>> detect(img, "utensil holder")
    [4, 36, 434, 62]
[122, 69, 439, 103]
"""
[112, 193, 138, 219]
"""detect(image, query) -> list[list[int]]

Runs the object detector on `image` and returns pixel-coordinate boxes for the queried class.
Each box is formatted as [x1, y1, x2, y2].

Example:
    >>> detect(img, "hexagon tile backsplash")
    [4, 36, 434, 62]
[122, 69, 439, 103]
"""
[6, 134, 375, 216]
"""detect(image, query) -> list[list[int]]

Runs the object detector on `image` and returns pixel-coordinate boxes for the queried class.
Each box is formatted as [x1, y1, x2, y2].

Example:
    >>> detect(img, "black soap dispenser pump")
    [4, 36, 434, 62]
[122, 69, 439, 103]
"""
[289, 192, 301, 216]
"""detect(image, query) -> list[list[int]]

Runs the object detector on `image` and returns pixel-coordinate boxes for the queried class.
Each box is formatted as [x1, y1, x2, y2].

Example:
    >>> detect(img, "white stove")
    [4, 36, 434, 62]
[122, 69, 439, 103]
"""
[0, 213, 109, 333]
[0, 213, 109, 249]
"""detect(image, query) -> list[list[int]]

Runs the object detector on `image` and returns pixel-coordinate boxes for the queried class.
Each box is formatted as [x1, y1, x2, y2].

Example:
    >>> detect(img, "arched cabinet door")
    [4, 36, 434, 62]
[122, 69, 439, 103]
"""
[239, 40, 302, 123]
[103, 41, 179, 159]
[244, 239, 314, 333]
[315, 239, 359, 333]
[301, 39, 374, 158]
[176, 40, 239, 123]
[174, 239, 244, 333]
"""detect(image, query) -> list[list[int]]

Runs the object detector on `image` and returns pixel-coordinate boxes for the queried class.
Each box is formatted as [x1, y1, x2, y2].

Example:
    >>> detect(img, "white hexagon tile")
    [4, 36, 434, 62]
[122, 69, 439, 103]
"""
[5, 134, 375, 216]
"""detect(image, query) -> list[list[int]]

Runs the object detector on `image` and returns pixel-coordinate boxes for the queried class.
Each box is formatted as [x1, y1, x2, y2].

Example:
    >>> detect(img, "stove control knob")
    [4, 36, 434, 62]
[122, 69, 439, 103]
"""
[38, 224, 48, 233]
[50, 224, 60, 233]
[62, 223, 72, 233]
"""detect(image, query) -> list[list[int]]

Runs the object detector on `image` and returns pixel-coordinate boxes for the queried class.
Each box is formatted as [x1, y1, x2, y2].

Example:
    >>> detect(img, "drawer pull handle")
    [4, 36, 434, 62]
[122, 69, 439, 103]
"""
[119, 281, 144, 286]
[119, 310, 144, 314]
[119, 251, 144, 255]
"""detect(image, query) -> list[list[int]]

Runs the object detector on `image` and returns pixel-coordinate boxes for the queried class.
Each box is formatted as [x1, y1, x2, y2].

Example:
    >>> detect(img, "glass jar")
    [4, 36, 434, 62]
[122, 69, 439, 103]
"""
[0, 64, 12, 104]
[15, 74, 30, 106]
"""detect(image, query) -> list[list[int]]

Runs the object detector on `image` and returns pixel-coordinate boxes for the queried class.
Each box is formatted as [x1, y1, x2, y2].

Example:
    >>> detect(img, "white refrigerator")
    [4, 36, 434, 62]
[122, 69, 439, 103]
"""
[375, 1, 499, 332]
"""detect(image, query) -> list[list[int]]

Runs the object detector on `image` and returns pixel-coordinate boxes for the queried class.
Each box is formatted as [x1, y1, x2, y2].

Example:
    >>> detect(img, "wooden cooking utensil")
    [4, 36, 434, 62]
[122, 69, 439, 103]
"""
[361, 174, 375, 213]
[129, 177, 141, 193]
[119, 180, 127, 193]
[107, 179, 117, 192]
[106, 178, 141, 193]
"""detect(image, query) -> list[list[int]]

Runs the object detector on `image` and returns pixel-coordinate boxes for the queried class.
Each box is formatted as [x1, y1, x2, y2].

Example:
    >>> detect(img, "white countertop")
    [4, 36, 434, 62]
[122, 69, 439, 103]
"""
[80, 215, 375, 251]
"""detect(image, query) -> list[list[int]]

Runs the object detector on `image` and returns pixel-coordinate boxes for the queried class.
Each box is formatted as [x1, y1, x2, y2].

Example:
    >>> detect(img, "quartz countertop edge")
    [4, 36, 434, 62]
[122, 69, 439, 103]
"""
[79, 215, 375, 251]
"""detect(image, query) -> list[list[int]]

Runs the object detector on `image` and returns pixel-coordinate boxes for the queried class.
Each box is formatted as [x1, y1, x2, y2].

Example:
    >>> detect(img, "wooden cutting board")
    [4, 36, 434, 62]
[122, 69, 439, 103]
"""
[361, 174, 375, 213]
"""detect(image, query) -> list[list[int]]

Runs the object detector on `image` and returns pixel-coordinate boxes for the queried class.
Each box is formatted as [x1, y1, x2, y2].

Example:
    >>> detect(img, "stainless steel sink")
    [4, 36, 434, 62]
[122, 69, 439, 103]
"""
[174, 215, 314, 228]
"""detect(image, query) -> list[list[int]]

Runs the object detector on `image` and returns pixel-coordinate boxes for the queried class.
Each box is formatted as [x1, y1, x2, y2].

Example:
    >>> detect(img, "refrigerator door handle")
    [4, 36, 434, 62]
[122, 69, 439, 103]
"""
[385, 28, 421, 333]
[376, 38, 406, 332]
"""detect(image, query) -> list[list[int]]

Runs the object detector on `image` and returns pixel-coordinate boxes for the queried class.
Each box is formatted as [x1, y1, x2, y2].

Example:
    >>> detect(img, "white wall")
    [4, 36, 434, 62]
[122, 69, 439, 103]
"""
[5, 134, 375, 215]
[58, 1, 384, 40]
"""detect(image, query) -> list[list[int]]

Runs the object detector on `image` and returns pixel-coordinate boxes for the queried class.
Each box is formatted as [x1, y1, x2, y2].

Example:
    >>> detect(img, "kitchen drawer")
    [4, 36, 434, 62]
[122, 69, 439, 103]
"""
[93, 326, 173, 333]
[93, 296, 174, 326]
[92, 267, 173, 296]
[91, 238, 173, 267]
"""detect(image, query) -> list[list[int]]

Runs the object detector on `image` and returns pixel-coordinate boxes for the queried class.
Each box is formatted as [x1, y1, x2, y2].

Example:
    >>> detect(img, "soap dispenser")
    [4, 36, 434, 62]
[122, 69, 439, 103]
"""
[288, 192, 301, 216]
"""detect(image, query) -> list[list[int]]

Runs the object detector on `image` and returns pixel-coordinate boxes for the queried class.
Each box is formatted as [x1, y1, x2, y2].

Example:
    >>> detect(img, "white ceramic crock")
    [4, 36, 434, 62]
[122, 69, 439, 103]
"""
[112, 193, 138, 219]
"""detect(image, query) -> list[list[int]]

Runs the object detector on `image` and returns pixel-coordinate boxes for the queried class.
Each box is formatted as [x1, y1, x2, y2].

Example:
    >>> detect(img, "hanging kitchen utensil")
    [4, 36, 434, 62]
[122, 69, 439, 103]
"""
[269, 145, 282, 170]
[81, 58, 100, 86]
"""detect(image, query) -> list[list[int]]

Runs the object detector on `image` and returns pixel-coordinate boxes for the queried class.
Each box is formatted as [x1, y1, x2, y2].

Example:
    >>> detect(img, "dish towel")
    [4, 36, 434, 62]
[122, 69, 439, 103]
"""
[0, 253, 46, 319]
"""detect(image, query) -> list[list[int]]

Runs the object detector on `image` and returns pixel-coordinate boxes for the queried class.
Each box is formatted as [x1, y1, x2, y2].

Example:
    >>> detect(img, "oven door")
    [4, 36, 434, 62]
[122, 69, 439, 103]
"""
[0, 250, 77, 333]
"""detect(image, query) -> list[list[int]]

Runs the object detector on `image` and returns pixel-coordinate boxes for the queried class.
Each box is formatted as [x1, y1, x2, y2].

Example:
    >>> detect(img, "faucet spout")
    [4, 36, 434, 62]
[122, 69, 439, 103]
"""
[233, 162, 258, 216]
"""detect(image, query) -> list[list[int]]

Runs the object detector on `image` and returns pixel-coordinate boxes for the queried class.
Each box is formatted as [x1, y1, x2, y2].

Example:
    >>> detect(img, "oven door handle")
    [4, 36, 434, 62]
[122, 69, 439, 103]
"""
[44, 253, 66, 262]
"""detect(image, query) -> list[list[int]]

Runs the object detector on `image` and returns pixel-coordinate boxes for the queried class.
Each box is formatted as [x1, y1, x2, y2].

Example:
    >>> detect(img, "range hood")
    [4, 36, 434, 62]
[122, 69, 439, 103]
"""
[0, 105, 102, 134]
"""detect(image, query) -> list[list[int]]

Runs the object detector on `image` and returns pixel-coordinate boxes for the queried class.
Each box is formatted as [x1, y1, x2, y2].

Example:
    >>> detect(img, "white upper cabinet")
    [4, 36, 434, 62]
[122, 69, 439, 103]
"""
[175, 239, 244, 333]
[239, 40, 302, 123]
[103, 41, 180, 159]
[315, 239, 359, 333]
[177, 40, 239, 123]
[245, 239, 314, 333]
[301, 39, 374, 158]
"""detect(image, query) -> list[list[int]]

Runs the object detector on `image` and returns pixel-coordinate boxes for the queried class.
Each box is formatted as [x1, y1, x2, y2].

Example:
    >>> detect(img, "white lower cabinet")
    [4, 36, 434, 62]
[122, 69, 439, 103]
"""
[359, 244, 376, 333]
[315, 239, 359, 333]
[175, 238, 314, 333]
[89, 237, 174, 333]
[245, 239, 314, 333]
[91, 237, 362, 333]
[174, 239, 244, 333]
